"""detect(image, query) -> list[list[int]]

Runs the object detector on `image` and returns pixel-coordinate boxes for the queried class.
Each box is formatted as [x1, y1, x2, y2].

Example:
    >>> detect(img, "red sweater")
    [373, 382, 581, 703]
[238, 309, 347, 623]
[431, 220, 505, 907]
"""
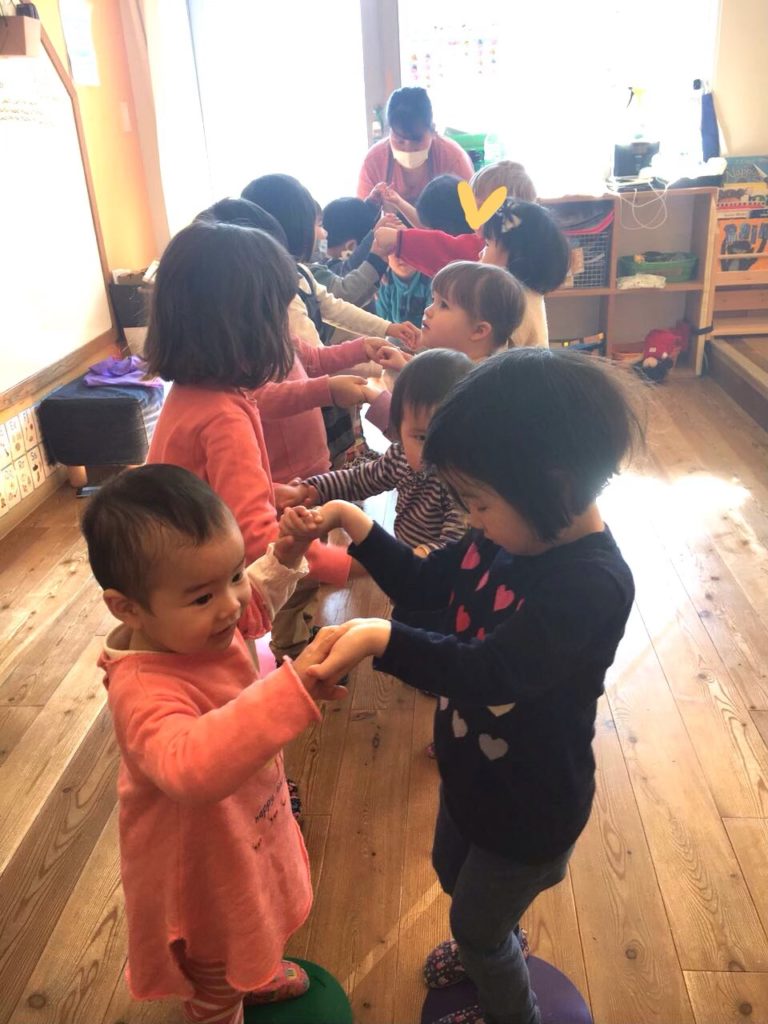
[397, 228, 483, 277]
[148, 385, 351, 594]
[255, 335, 367, 482]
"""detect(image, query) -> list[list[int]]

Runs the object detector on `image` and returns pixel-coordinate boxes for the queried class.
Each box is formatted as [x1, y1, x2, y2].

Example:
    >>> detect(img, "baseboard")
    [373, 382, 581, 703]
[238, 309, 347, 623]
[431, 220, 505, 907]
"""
[708, 339, 768, 432]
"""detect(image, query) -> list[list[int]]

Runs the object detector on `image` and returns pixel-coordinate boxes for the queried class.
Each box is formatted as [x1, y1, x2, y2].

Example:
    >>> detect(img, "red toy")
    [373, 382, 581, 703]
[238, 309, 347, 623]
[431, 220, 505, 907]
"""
[635, 320, 691, 382]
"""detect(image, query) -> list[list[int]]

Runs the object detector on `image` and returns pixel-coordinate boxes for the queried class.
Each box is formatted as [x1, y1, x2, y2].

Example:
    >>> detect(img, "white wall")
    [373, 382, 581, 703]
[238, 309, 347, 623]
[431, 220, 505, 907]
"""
[713, 0, 768, 155]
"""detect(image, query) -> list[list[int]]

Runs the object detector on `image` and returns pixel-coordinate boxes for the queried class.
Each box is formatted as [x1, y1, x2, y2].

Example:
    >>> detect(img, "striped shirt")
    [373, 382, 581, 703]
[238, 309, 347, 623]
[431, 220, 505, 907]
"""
[305, 443, 467, 551]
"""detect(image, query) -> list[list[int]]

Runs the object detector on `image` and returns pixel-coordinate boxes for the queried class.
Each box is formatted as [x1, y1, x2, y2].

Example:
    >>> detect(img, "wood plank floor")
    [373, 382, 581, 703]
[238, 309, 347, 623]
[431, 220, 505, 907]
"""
[2, 377, 768, 1024]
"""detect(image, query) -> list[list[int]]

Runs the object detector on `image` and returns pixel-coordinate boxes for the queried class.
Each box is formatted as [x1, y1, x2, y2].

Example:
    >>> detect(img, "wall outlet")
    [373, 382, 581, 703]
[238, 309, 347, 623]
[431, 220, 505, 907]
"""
[27, 446, 44, 488]
[14, 455, 34, 499]
[1, 464, 21, 509]
[6, 417, 24, 460]
[19, 409, 39, 450]
[0, 425, 11, 469]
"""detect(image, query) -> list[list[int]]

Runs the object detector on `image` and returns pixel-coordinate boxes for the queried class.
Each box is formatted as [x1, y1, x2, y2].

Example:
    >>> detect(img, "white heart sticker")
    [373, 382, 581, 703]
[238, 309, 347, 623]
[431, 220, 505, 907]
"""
[439, 697, 449, 711]
[478, 733, 509, 761]
[452, 710, 468, 738]
[487, 703, 515, 717]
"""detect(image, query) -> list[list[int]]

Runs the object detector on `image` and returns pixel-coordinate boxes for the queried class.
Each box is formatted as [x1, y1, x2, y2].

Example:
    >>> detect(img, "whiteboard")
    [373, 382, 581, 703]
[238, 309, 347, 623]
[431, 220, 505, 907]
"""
[0, 44, 112, 394]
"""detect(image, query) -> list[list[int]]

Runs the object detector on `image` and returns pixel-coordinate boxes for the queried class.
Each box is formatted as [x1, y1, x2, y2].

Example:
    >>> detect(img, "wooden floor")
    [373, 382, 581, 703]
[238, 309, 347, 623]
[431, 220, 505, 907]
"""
[2, 376, 768, 1024]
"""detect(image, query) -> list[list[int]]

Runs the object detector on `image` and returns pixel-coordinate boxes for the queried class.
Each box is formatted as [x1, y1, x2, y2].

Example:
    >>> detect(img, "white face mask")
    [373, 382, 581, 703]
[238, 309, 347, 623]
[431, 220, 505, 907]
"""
[391, 144, 431, 170]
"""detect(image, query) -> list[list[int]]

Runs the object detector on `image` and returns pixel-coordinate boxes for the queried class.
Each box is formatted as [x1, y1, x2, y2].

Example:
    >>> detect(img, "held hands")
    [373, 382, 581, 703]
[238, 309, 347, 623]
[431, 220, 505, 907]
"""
[280, 500, 373, 547]
[367, 182, 388, 205]
[305, 618, 392, 684]
[373, 225, 398, 256]
[279, 504, 330, 543]
[373, 346, 413, 371]
[292, 625, 350, 702]
[273, 479, 320, 512]
[328, 374, 368, 408]
[361, 337, 391, 361]
[387, 321, 421, 347]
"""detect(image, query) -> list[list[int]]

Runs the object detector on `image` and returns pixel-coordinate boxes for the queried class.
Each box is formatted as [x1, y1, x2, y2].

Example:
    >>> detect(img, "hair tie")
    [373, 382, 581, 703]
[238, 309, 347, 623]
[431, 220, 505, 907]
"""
[497, 198, 522, 233]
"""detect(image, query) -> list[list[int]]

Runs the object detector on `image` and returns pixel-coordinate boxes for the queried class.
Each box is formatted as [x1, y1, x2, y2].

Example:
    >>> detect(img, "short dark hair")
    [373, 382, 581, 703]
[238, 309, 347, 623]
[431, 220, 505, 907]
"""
[387, 87, 433, 139]
[416, 174, 471, 236]
[424, 348, 646, 542]
[144, 220, 296, 388]
[483, 200, 571, 294]
[81, 465, 233, 607]
[322, 197, 379, 248]
[389, 348, 473, 435]
[431, 262, 526, 348]
[241, 174, 316, 263]
[198, 197, 289, 249]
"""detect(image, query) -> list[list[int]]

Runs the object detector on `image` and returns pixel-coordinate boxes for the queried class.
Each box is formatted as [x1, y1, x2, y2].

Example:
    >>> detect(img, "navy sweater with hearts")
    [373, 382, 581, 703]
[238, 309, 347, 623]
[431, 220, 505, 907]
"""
[349, 522, 634, 864]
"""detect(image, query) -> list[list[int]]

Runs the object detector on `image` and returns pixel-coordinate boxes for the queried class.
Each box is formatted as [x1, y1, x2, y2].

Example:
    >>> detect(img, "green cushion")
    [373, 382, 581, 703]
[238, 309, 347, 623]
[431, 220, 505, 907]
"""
[244, 959, 352, 1024]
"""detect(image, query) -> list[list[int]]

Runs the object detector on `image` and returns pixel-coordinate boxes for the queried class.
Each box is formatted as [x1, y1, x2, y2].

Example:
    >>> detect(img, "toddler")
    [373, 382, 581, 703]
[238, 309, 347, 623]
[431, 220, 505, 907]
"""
[287, 347, 641, 1024]
[283, 349, 472, 555]
[83, 465, 348, 1024]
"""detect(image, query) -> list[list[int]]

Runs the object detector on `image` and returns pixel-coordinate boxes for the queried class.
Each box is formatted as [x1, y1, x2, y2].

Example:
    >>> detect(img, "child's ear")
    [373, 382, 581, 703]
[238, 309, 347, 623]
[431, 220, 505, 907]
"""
[343, 237, 356, 251]
[470, 320, 494, 347]
[103, 589, 145, 629]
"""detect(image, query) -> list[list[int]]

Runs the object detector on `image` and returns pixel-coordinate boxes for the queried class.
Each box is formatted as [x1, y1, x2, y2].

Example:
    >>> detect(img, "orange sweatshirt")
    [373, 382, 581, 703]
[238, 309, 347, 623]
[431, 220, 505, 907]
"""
[148, 385, 352, 596]
[100, 625, 319, 998]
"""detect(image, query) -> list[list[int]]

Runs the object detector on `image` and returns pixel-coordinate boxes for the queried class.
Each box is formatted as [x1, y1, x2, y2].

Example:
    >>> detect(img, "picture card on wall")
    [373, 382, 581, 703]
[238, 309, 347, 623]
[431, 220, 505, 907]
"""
[0, 425, 11, 469]
[27, 446, 44, 488]
[1, 464, 21, 509]
[20, 409, 39, 450]
[14, 455, 34, 499]
[6, 417, 24, 460]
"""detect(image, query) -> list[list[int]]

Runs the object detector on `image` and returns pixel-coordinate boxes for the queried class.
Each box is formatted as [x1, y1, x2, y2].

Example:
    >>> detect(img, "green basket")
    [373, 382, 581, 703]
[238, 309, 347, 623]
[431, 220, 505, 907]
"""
[444, 128, 487, 170]
[618, 251, 698, 283]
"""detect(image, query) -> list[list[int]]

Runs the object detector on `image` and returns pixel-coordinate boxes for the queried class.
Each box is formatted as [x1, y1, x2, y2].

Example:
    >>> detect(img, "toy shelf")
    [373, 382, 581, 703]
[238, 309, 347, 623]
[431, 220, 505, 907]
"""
[543, 188, 716, 373]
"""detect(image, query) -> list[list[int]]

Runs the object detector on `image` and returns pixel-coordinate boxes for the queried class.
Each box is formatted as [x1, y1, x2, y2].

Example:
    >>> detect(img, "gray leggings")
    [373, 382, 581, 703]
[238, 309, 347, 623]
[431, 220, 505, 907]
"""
[432, 788, 573, 1024]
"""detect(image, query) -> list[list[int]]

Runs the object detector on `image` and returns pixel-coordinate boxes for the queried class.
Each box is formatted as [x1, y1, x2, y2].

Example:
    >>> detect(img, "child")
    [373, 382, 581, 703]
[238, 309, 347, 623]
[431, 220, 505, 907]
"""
[285, 348, 641, 1024]
[282, 349, 472, 555]
[83, 465, 348, 1024]
[376, 200, 570, 347]
[382, 173, 472, 235]
[470, 160, 537, 204]
[366, 262, 526, 432]
[307, 198, 387, 307]
[375, 250, 432, 329]
[144, 219, 352, 659]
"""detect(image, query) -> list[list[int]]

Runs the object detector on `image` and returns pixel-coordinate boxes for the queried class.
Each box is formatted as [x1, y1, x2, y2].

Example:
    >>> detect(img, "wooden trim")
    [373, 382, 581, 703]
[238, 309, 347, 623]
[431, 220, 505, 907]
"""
[0, 28, 118, 412]
[0, 333, 117, 417]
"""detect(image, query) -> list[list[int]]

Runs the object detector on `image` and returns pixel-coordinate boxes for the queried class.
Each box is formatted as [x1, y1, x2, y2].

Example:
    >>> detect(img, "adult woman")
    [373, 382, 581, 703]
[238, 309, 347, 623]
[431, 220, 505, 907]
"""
[357, 87, 474, 204]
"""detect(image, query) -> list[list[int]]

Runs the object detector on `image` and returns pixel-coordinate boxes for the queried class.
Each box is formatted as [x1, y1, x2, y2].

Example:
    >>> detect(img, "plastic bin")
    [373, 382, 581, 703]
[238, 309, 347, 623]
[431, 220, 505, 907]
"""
[618, 252, 698, 283]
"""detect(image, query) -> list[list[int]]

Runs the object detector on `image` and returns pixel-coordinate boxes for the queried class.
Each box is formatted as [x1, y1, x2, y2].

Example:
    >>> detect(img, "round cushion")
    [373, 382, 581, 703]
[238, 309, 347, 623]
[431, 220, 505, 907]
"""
[244, 959, 352, 1024]
[421, 955, 592, 1024]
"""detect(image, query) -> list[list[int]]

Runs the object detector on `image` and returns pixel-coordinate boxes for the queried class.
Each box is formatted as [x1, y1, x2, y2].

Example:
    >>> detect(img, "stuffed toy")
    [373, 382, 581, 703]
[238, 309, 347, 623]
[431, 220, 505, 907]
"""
[634, 321, 691, 382]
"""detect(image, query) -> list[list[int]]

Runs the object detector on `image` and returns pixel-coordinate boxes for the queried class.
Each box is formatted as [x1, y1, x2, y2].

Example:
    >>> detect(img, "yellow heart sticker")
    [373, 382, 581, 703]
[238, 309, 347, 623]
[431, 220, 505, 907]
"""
[457, 181, 508, 231]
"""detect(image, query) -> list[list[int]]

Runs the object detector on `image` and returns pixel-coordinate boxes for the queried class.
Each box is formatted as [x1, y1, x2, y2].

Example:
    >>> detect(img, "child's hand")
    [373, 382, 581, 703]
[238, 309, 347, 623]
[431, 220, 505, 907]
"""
[328, 374, 368, 408]
[361, 337, 391, 361]
[413, 544, 431, 558]
[374, 346, 412, 371]
[367, 182, 388, 206]
[273, 532, 312, 568]
[387, 321, 421, 348]
[378, 212, 402, 230]
[274, 479, 317, 511]
[383, 185, 405, 208]
[362, 378, 386, 403]
[279, 505, 327, 542]
[293, 625, 350, 701]
[305, 618, 391, 683]
[373, 225, 398, 256]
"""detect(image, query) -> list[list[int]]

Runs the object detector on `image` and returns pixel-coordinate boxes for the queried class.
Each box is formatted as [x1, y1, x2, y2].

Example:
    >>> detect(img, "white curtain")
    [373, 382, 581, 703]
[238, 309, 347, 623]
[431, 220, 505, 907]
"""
[119, 0, 214, 242]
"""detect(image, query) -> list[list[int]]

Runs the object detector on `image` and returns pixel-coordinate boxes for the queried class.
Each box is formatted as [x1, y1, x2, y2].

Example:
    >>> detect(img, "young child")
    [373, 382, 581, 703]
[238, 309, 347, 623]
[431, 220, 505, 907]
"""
[285, 348, 641, 1024]
[309, 197, 388, 307]
[376, 199, 570, 347]
[281, 349, 472, 555]
[470, 160, 537, 204]
[144, 219, 352, 659]
[83, 465, 348, 1024]
[382, 173, 472, 236]
[366, 261, 526, 432]
[375, 250, 432, 329]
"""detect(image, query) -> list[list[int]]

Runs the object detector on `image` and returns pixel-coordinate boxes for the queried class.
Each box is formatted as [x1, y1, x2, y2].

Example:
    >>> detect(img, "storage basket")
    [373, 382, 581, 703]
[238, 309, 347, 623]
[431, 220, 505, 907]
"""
[618, 252, 698, 283]
[545, 202, 614, 289]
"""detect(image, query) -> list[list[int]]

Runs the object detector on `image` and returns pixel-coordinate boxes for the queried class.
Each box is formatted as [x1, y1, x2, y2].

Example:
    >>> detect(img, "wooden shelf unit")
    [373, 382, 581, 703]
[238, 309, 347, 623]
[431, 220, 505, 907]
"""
[542, 188, 717, 374]
[710, 243, 768, 341]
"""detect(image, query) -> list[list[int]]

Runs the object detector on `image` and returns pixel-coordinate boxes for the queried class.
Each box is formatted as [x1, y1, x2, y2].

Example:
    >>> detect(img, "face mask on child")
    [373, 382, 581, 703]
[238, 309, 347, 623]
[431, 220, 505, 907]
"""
[391, 144, 431, 170]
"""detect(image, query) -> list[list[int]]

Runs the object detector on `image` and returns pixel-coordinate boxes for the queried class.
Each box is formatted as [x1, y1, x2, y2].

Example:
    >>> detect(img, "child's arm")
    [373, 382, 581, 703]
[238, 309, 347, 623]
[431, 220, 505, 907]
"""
[374, 226, 483, 278]
[308, 565, 631, 706]
[245, 541, 309, 620]
[303, 445, 404, 506]
[313, 278, 420, 348]
[383, 186, 421, 228]
[112, 628, 348, 804]
[310, 254, 386, 304]
[298, 335, 391, 377]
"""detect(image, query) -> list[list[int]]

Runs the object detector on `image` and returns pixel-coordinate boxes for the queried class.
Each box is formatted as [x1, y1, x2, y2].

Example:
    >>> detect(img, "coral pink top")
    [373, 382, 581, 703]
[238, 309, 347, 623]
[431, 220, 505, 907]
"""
[255, 335, 368, 482]
[148, 385, 351, 601]
[100, 626, 319, 999]
[358, 135, 474, 203]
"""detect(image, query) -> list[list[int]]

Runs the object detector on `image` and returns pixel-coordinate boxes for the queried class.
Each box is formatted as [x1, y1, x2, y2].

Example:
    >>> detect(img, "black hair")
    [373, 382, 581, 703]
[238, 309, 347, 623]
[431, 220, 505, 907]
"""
[416, 174, 471, 236]
[424, 348, 646, 542]
[387, 87, 434, 140]
[144, 220, 296, 388]
[81, 465, 234, 607]
[483, 200, 571, 294]
[322, 197, 379, 248]
[241, 174, 316, 263]
[430, 262, 526, 348]
[389, 348, 473, 435]
[197, 197, 289, 249]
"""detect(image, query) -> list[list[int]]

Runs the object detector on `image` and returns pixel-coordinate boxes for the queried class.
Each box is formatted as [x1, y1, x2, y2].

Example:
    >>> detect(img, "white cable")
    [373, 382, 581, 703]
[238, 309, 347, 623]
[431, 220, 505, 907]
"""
[617, 183, 669, 232]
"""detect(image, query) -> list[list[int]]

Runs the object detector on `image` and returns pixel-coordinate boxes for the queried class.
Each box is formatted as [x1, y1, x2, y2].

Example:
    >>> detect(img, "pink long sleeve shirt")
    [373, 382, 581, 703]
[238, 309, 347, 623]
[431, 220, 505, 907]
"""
[148, 386, 351, 599]
[255, 335, 368, 482]
[100, 627, 319, 999]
